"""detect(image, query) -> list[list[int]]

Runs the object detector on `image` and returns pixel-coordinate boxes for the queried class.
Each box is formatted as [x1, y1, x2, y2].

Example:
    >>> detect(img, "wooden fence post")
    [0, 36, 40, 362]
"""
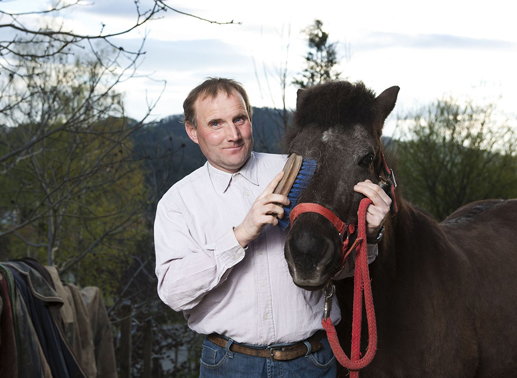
[152, 356, 162, 378]
[143, 318, 152, 378]
[119, 301, 132, 378]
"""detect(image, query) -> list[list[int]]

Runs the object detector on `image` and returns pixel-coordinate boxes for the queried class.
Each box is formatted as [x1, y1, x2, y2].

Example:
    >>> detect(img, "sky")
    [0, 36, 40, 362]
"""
[3, 0, 517, 136]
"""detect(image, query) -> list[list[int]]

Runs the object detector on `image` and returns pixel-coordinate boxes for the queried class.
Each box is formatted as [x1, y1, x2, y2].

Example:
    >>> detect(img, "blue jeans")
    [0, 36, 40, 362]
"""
[199, 334, 337, 378]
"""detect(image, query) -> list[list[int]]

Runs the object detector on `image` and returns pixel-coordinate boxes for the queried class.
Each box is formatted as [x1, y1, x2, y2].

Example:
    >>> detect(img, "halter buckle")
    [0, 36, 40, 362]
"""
[388, 167, 397, 188]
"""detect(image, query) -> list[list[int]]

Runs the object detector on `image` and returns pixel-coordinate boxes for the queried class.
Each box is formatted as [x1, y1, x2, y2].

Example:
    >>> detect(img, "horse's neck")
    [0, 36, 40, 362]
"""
[377, 200, 443, 276]
[336, 200, 445, 310]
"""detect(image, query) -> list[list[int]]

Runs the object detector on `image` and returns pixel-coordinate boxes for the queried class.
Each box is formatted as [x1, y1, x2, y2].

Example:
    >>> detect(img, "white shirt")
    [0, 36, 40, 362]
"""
[154, 152, 377, 345]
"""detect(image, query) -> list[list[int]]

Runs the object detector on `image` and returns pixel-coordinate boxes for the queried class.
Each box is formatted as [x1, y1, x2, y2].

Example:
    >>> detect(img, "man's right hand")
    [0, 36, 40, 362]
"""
[233, 171, 290, 248]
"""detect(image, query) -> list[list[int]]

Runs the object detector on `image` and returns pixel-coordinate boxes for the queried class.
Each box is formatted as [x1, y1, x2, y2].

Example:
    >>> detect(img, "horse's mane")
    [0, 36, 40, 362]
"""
[286, 81, 378, 146]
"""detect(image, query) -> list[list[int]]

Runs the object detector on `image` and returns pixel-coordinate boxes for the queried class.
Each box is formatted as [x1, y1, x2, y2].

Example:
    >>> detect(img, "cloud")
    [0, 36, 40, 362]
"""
[74, 0, 161, 18]
[114, 37, 250, 73]
[356, 32, 517, 51]
[74, 0, 200, 22]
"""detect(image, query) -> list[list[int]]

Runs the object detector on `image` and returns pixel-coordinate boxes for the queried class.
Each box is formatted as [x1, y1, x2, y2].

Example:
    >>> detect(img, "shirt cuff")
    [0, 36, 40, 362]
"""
[212, 228, 247, 268]
[367, 243, 379, 264]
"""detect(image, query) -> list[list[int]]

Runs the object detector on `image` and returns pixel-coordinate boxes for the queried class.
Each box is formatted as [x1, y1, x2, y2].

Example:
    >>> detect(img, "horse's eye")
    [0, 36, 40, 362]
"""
[360, 153, 374, 167]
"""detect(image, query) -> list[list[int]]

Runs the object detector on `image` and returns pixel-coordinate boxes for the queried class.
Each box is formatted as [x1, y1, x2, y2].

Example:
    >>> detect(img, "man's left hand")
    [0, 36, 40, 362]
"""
[353, 180, 392, 239]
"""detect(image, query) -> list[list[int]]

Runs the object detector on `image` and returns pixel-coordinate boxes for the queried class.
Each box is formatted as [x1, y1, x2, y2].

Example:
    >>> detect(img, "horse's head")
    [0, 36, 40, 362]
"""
[284, 81, 399, 290]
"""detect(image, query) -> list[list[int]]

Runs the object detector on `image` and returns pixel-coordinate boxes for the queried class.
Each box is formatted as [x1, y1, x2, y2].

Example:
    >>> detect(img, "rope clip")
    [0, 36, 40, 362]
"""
[323, 282, 335, 320]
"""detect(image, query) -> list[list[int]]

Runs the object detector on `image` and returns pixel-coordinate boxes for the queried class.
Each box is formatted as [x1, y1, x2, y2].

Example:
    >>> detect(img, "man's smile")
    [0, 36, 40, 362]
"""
[223, 144, 244, 151]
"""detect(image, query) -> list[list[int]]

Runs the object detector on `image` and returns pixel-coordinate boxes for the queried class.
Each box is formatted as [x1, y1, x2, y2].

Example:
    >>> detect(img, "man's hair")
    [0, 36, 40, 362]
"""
[183, 77, 253, 128]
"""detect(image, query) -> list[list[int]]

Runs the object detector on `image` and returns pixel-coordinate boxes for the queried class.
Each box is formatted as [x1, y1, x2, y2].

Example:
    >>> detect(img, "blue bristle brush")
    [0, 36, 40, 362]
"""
[274, 153, 317, 230]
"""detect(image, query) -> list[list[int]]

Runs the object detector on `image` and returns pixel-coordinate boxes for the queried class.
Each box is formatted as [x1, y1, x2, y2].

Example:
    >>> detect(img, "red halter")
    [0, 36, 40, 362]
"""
[289, 202, 357, 273]
[289, 151, 398, 244]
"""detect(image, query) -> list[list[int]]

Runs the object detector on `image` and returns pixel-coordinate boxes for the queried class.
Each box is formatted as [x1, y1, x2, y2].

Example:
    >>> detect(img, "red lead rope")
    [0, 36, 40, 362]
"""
[321, 198, 377, 377]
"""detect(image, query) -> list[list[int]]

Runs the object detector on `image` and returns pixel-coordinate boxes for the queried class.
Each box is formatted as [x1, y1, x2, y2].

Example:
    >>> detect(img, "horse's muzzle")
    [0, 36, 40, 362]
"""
[284, 214, 342, 290]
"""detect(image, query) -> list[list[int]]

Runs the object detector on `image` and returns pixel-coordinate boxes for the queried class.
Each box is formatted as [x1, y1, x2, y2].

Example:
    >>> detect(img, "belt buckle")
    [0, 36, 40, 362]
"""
[269, 347, 277, 361]
[269, 346, 287, 361]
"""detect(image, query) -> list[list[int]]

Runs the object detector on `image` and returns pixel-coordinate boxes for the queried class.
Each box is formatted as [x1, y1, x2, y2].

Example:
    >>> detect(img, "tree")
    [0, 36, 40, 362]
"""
[0, 3, 241, 373]
[0, 48, 152, 293]
[292, 19, 342, 89]
[253, 20, 344, 149]
[394, 97, 517, 221]
[0, 1, 240, 277]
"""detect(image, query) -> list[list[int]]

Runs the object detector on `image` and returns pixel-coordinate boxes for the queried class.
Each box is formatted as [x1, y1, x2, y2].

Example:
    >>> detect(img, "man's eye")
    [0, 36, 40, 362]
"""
[234, 117, 245, 125]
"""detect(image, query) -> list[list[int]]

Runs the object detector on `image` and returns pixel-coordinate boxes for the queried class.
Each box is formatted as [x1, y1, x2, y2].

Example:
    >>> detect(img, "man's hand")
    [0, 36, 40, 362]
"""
[234, 171, 290, 248]
[353, 180, 392, 239]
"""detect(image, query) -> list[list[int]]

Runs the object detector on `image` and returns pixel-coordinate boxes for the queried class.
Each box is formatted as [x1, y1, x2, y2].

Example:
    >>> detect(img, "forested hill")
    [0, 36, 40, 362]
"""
[132, 107, 289, 201]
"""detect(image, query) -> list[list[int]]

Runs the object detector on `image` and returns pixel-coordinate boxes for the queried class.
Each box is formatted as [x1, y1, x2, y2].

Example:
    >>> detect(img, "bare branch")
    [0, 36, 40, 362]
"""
[0, 1, 81, 17]
[155, 1, 241, 25]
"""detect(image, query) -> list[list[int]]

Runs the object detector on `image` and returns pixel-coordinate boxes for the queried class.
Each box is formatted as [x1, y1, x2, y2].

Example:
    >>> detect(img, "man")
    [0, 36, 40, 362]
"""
[154, 78, 391, 377]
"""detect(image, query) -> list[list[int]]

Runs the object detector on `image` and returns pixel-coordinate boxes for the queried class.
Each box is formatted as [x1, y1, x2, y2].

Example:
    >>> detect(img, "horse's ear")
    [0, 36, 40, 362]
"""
[375, 86, 400, 120]
[296, 88, 306, 110]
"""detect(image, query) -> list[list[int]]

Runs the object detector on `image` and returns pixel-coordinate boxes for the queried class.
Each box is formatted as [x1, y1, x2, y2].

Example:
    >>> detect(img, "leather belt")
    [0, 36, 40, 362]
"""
[207, 330, 325, 361]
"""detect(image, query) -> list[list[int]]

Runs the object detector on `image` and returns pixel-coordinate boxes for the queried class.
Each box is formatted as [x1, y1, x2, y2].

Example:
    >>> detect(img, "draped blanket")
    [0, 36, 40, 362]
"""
[0, 258, 117, 378]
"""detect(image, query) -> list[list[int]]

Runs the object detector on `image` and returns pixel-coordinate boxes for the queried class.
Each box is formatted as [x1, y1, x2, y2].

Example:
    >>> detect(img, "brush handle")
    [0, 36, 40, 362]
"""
[274, 153, 303, 196]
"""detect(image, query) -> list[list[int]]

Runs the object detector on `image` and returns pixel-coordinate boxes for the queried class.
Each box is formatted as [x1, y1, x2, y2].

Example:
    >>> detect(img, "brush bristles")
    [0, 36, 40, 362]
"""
[278, 158, 317, 230]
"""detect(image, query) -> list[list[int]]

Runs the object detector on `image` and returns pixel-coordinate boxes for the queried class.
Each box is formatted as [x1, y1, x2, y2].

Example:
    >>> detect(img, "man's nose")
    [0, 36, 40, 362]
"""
[226, 122, 241, 140]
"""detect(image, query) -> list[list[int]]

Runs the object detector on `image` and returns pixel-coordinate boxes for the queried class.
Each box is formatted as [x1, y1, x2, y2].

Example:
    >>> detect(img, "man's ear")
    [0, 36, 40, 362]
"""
[185, 122, 199, 144]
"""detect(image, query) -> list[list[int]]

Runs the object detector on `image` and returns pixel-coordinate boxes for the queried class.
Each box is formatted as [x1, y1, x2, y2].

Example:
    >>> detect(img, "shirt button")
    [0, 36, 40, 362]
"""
[263, 313, 268, 320]
[257, 250, 263, 255]
[243, 189, 250, 197]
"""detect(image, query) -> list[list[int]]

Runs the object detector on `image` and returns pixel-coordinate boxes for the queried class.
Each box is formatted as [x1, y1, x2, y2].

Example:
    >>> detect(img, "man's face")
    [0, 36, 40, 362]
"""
[186, 89, 253, 173]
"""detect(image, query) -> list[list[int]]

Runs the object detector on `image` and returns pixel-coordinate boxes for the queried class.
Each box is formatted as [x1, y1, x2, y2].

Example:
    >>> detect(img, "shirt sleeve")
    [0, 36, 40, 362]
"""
[154, 197, 246, 312]
[332, 243, 378, 280]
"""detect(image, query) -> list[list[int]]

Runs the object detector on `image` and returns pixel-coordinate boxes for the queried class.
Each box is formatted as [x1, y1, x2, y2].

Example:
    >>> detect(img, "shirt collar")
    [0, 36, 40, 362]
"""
[208, 152, 260, 193]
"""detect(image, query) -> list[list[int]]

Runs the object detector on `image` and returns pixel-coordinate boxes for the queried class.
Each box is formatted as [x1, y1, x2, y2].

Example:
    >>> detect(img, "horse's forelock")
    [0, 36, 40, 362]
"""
[291, 81, 378, 135]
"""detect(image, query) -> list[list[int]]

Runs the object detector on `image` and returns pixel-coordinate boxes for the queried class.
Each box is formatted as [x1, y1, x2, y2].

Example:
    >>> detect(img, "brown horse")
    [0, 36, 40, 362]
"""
[283, 81, 517, 377]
